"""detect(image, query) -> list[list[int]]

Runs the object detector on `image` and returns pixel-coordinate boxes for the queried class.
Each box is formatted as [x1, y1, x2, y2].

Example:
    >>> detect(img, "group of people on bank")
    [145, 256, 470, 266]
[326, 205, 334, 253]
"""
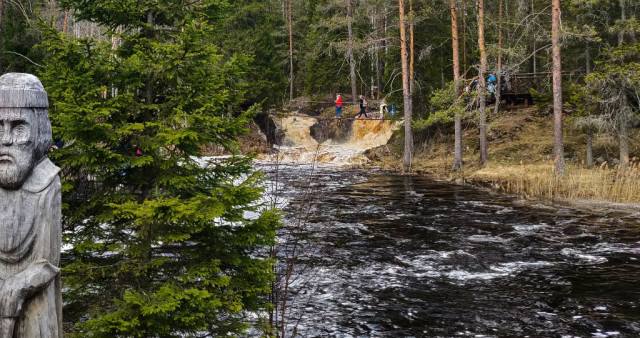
[466, 73, 498, 95]
[334, 94, 396, 119]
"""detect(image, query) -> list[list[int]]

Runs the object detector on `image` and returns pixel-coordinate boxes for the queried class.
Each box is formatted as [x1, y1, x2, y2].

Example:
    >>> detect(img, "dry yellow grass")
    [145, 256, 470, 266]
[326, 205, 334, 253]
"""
[468, 161, 640, 204]
[369, 107, 640, 204]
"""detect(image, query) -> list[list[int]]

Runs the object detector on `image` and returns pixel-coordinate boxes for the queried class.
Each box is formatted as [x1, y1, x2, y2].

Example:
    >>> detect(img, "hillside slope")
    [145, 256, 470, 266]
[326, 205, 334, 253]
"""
[367, 107, 640, 204]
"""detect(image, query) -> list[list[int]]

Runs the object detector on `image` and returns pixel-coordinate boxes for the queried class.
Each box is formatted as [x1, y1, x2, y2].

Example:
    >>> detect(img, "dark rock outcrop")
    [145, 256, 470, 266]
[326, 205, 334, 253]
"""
[310, 119, 353, 144]
[255, 111, 284, 146]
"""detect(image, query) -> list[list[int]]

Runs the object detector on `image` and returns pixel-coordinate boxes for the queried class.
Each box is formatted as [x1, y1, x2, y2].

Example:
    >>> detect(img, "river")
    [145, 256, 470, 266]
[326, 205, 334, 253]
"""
[263, 164, 640, 337]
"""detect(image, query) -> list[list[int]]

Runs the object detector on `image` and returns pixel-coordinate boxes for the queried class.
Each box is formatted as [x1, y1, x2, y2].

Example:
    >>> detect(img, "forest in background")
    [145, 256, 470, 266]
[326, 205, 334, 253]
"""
[0, 0, 637, 336]
[4, 1, 638, 113]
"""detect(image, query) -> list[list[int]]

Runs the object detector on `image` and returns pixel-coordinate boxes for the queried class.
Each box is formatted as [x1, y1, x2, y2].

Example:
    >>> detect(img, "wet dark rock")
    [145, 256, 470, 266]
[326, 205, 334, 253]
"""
[562, 224, 584, 235]
[309, 119, 353, 144]
[255, 112, 284, 145]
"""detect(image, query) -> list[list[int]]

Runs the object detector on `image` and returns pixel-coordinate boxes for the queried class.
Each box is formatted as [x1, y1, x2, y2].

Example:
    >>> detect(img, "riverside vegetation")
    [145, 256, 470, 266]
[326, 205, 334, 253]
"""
[366, 106, 640, 205]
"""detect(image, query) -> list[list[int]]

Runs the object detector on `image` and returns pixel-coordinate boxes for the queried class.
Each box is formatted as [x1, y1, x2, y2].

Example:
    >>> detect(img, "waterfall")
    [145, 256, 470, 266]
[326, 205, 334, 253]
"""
[266, 114, 399, 165]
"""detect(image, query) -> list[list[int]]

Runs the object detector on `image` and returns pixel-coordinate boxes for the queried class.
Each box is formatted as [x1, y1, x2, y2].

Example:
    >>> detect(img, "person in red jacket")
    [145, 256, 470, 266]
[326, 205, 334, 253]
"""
[335, 94, 343, 117]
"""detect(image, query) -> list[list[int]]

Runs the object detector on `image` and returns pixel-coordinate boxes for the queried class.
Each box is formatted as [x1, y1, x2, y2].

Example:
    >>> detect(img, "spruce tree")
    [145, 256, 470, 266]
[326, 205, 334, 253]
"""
[39, 1, 278, 336]
[216, 0, 288, 108]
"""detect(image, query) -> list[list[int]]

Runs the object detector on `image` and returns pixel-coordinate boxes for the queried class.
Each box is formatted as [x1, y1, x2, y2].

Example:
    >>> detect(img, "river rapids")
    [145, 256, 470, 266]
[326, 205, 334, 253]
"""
[264, 164, 640, 337]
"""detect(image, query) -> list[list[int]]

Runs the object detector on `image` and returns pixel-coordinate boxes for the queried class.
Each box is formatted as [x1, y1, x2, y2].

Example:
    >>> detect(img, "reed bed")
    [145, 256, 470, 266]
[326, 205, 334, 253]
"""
[469, 160, 640, 204]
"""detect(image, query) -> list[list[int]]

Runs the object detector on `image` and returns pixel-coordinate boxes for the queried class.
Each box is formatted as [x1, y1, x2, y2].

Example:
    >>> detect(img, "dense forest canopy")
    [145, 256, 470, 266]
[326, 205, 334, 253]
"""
[2, 0, 638, 114]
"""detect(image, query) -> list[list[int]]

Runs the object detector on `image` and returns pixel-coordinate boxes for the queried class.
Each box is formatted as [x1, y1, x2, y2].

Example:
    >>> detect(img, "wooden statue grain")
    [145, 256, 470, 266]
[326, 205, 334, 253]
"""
[0, 73, 62, 337]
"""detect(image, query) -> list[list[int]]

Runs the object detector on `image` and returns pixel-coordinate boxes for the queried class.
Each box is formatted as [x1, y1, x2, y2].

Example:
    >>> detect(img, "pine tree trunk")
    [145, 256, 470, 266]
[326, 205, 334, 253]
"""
[494, 0, 503, 115]
[409, 0, 415, 100]
[374, 5, 381, 99]
[288, 0, 294, 102]
[347, 0, 357, 105]
[552, 0, 565, 175]
[62, 11, 70, 34]
[478, 0, 488, 165]
[618, 0, 629, 172]
[586, 133, 594, 168]
[462, 0, 467, 76]
[399, 0, 413, 172]
[451, 0, 462, 171]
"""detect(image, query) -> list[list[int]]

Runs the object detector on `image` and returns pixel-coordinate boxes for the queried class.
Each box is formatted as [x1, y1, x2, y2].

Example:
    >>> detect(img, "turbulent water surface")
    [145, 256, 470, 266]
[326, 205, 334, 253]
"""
[263, 164, 640, 337]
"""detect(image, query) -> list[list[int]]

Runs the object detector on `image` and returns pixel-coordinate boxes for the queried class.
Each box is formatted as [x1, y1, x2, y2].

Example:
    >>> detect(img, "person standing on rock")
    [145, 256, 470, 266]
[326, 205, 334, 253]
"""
[334, 94, 343, 118]
[379, 99, 388, 119]
[357, 95, 368, 119]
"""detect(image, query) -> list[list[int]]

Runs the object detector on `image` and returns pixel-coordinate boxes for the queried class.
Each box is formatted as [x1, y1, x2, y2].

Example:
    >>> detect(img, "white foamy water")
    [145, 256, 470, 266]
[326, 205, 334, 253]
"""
[267, 115, 399, 165]
[468, 235, 509, 243]
[560, 248, 609, 265]
[270, 145, 372, 166]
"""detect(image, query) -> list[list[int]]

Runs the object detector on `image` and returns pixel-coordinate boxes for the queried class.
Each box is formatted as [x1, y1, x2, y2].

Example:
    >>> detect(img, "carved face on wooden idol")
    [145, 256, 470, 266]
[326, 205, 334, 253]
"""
[0, 108, 38, 189]
[0, 73, 52, 190]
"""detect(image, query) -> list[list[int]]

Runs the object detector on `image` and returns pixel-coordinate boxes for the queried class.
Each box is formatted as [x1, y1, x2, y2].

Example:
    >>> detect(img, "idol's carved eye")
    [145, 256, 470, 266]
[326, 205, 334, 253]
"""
[0, 121, 8, 142]
[13, 123, 30, 143]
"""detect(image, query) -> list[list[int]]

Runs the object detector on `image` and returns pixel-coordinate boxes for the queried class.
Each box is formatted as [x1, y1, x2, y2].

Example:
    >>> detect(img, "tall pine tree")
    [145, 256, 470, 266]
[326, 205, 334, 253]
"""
[39, 0, 278, 336]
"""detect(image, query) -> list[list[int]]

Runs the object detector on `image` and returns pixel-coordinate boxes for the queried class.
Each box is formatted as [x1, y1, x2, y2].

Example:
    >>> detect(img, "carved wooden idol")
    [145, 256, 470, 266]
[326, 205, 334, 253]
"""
[0, 73, 62, 337]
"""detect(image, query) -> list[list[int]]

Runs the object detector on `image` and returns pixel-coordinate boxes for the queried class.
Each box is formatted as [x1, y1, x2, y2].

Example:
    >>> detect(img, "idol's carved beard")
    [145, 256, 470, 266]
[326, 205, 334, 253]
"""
[0, 150, 35, 189]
